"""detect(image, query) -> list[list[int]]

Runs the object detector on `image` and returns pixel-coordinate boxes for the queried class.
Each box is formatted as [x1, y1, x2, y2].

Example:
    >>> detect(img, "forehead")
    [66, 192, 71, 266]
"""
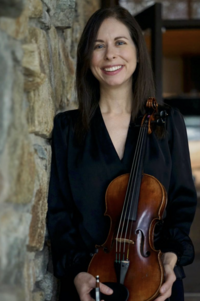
[96, 17, 131, 39]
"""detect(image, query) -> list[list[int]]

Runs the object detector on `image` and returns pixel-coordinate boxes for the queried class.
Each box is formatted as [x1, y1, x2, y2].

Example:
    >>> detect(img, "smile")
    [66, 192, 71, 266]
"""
[103, 65, 123, 72]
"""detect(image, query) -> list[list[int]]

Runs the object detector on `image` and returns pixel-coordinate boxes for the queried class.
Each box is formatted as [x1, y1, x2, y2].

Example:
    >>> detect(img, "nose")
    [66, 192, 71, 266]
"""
[104, 45, 116, 60]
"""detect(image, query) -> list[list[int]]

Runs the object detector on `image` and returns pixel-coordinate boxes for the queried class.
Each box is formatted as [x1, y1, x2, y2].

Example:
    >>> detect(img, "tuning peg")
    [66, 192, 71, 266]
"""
[159, 110, 168, 117]
[156, 118, 165, 124]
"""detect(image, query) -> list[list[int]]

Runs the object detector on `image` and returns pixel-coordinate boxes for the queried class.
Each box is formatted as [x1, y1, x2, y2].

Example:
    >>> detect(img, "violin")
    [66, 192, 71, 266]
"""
[88, 98, 168, 301]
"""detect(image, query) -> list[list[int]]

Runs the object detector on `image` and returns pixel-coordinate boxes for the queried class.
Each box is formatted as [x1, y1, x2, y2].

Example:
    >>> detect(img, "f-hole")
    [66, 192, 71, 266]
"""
[136, 229, 151, 258]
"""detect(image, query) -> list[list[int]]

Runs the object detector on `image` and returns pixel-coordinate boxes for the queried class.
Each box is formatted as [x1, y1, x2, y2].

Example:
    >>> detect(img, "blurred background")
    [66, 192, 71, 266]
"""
[0, 0, 199, 300]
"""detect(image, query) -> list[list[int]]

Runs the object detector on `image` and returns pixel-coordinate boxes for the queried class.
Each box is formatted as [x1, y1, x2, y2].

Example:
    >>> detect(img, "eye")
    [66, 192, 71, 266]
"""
[94, 43, 105, 50]
[116, 40, 126, 46]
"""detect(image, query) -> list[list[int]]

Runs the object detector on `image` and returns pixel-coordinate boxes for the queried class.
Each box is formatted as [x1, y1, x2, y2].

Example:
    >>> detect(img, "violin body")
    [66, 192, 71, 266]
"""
[88, 173, 167, 301]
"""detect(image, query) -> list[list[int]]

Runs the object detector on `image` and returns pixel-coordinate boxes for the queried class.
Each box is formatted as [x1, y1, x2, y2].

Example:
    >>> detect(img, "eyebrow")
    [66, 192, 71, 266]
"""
[94, 36, 129, 42]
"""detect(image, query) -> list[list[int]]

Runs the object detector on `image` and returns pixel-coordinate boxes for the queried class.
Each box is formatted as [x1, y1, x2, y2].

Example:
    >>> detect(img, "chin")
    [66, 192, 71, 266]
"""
[105, 80, 125, 87]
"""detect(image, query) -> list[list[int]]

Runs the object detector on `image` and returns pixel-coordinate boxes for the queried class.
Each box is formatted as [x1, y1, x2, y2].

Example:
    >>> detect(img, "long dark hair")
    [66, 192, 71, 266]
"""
[76, 6, 157, 134]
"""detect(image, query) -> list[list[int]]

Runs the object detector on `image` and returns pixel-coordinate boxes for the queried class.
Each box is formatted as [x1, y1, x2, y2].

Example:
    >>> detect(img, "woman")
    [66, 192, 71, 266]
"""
[47, 6, 197, 301]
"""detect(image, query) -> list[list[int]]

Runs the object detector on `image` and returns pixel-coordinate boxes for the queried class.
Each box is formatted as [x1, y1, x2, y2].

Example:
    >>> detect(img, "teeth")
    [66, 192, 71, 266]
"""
[104, 66, 122, 72]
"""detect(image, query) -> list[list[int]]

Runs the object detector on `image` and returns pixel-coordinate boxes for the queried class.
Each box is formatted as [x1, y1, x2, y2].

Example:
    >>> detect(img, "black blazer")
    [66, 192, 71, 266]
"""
[47, 106, 197, 280]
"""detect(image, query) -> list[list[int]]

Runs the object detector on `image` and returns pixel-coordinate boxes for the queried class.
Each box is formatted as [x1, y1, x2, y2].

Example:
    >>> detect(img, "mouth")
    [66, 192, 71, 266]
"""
[103, 65, 123, 72]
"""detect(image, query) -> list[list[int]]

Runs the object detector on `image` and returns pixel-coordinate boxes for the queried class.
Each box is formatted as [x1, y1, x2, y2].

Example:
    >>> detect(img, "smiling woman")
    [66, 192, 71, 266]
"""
[76, 6, 155, 130]
[47, 6, 197, 301]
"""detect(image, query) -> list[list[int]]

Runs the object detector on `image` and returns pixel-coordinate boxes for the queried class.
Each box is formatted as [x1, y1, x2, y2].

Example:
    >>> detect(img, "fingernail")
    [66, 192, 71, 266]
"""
[108, 289, 113, 294]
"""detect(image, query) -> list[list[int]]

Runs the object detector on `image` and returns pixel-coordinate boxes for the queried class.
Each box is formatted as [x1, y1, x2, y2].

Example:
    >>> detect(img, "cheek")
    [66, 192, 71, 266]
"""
[90, 58, 100, 80]
[90, 54, 103, 80]
[90, 52, 101, 68]
[126, 50, 137, 69]
[128, 48, 137, 61]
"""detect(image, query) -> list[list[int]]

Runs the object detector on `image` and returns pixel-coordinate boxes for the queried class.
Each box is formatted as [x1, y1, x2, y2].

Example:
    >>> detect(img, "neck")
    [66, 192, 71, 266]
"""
[99, 85, 133, 115]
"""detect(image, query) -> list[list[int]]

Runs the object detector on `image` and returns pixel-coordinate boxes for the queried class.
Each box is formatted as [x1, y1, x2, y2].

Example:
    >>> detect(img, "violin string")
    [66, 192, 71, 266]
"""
[122, 123, 147, 257]
[115, 122, 146, 260]
[115, 125, 144, 261]
[120, 123, 145, 258]
[127, 124, 148, 249]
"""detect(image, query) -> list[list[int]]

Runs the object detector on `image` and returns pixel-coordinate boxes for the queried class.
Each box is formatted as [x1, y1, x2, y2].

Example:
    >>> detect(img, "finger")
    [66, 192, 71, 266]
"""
[160, 272, 176, 294]
[99, 283, 113, 295]
[154, 290, 171, 301]
[160, 281, 171, 295]
[154, 282, 173, 301]
[154, 291, 171, 301]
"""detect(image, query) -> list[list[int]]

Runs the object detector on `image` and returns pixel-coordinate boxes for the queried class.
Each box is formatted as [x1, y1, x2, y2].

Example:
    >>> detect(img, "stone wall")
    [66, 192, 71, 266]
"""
[0, 0, 100, 301]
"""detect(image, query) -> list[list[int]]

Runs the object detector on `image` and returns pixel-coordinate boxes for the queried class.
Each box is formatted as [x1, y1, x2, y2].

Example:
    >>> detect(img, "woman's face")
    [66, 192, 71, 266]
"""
[90, 17, 137, 90]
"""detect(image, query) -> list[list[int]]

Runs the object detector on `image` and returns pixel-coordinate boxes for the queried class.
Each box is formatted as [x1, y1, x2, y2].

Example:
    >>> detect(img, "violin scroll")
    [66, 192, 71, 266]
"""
[142, 98, 169, 133]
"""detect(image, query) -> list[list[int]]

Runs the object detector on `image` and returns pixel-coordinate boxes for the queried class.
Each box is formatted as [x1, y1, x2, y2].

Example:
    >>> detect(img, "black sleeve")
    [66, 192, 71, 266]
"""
[155, 108, 197, 266]
[47, 113, 91, 279]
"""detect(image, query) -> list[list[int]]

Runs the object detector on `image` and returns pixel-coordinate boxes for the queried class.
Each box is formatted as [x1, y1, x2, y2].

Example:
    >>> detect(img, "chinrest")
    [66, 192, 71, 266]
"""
[90, 282, 129, 301]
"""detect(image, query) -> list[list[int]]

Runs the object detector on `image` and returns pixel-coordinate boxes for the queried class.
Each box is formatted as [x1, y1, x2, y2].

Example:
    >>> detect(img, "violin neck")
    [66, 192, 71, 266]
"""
[125, 122, 148, 221]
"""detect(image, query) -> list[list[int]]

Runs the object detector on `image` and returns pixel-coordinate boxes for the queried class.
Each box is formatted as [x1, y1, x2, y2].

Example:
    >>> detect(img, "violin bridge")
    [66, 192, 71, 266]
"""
[115, 238, 134, 244]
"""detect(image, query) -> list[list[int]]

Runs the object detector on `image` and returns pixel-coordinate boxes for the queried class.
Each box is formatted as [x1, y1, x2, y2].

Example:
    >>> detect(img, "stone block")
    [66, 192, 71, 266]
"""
[0, 170, 4, 200]
[6, 133, 36, 204]
[39, 9, 51, 30]
[33, 144, 48, 161]
[11, 39, 24, 64]
[76, 0, 100, 28]
[26, 79, 55, 138]
[52, 0, 76, 29]
[48, 26, 63, 107]
[1, 47, 37, 205]
[33, 143, 51, 174]
[23, 251, 36, 296]
[0, 30, 13, 154]
[64, 22, 81, 60]
[0, 7, 29, 40]
[0, 37, 33, 205]
[0, 286, 25, 301]
[27, 27, 51, 82]
[58, 36, 75, 109]
[41, 0, 57, 15]
[43, 145, 52, 182]
[26, 27, 55, 137]
[27, 0, 43, 19]
[38, 272, 54, 301]
[63, 27, 73, 57]
[32, 290, 45, 301]
[0, 207, 31, 285]
[0, 292, 17, 301]
[22, 43, 46, 92]
[47, 25, 76, 109]
[0, 0, 25, 18]
[14, 140, 36, 204]
[34, 248, 49, 282]
[52, 8, 75, 28]
[0, 149, 10, 204]
[27, 158, 48, 251]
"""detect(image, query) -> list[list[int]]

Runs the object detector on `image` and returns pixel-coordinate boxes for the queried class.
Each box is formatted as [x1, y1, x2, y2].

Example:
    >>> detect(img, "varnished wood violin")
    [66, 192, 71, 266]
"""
[88, 98, 168, 301]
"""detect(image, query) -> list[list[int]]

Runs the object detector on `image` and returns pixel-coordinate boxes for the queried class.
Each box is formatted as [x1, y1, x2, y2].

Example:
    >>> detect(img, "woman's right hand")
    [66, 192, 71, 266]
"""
[74, 272, 113, 301]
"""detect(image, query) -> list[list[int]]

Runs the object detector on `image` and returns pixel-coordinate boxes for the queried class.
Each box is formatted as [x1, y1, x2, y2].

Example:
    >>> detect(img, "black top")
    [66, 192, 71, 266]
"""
[47, 106, 197, 280]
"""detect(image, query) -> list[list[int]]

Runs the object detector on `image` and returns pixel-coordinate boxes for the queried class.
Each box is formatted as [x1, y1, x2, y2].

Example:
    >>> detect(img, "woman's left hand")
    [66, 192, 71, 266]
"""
[154, 252, 177, 301]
